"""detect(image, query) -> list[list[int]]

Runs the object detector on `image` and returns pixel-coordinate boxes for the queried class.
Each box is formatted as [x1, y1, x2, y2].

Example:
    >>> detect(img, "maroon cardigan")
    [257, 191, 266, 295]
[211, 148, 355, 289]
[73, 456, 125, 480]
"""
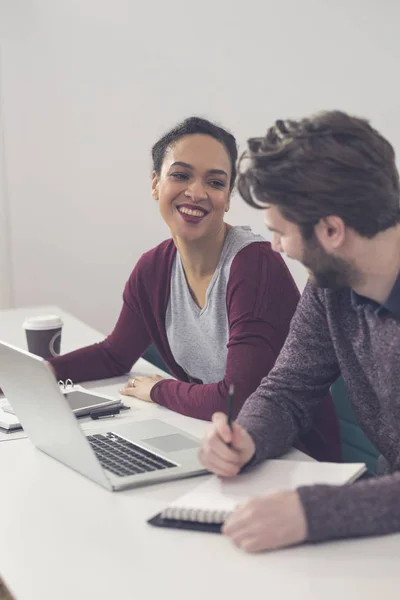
[50, 239, 341, 461]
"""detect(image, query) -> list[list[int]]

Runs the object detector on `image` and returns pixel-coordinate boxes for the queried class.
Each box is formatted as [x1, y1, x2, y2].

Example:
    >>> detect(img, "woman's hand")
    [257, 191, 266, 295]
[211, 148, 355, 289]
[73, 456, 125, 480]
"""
[120, 375, 166, 402]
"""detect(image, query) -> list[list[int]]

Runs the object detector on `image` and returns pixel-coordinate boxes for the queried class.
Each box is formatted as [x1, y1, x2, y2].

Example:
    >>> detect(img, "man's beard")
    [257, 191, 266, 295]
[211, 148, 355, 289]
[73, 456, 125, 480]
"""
[301, 235, 360, 290]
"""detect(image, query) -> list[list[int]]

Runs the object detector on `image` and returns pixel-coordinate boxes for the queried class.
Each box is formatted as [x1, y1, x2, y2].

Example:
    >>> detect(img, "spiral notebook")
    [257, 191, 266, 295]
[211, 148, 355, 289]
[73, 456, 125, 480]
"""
[148, 459, 366, 534]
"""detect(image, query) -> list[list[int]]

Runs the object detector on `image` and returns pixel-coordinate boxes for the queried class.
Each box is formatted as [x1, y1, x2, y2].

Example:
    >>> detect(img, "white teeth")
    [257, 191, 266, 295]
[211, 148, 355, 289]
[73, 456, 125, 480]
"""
[178, 207, 206, 217]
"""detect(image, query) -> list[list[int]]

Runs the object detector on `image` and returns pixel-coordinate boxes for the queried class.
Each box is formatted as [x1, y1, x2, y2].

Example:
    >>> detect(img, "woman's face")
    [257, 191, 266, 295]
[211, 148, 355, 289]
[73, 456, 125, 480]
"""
[152, 134, 232, 242]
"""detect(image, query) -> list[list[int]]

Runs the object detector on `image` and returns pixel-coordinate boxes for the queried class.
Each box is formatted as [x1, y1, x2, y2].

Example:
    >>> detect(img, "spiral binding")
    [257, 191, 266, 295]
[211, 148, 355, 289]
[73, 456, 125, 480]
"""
[161, 506, 231, 524]
[58, 379, 74, 391]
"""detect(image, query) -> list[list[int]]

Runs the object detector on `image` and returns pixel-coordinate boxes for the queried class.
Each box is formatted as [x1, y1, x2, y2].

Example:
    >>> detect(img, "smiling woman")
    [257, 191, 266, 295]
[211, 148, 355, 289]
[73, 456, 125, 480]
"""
[48, 116, 340, 462]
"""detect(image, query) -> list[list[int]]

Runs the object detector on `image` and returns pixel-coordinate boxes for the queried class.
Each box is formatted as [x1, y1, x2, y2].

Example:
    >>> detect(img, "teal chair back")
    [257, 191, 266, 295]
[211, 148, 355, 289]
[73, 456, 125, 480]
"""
[142, 344, 170, 374]
[331, 377, 380, 473]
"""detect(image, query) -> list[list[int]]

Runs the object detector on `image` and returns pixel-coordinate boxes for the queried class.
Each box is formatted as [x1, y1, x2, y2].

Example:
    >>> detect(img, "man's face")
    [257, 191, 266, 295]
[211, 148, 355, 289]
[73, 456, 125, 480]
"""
[264, 205, 356, 290]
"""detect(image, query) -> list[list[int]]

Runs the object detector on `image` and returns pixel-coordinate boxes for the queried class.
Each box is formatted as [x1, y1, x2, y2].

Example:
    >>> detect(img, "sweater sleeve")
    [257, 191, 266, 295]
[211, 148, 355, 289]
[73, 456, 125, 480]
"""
[298, 472, 400, 543]
[237, 281, 341, 461]
[151, 243, 300, 421]
[49, 263, 152, 382]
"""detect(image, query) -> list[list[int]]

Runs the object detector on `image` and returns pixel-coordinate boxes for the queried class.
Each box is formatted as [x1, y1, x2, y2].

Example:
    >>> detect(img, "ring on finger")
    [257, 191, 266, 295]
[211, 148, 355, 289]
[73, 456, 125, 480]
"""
[128, 378, 136, 387]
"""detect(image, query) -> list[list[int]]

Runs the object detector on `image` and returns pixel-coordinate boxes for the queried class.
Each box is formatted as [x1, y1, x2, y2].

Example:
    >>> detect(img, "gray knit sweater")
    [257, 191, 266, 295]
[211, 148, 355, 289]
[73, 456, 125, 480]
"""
[237, 280, 400, 543]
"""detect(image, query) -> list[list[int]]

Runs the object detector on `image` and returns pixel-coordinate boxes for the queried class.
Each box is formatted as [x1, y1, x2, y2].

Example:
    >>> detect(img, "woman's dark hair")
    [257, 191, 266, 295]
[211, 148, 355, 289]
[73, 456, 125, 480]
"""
[152, 116, 238, 190]
[238, 110, 400, 239]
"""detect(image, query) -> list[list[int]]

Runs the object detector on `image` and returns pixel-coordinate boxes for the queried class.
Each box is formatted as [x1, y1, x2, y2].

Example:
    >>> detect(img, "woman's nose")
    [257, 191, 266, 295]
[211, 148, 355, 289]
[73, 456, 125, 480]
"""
[184, 180, 208, 202]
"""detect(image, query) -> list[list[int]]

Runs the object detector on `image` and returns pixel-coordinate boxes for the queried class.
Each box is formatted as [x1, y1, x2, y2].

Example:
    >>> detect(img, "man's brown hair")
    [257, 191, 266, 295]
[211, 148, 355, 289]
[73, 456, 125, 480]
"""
[238, 110, 400, 239]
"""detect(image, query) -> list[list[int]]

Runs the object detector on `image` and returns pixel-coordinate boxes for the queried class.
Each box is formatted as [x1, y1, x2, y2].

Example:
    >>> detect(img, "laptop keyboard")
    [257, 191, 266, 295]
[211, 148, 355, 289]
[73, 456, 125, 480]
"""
[87, 432, 176, 477]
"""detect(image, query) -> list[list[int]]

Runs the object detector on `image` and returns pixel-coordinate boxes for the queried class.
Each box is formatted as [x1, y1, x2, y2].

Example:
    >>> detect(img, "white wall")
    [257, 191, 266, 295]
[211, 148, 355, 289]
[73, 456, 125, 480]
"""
[0, 0, 399, 332]
[0, 49, 13, 309]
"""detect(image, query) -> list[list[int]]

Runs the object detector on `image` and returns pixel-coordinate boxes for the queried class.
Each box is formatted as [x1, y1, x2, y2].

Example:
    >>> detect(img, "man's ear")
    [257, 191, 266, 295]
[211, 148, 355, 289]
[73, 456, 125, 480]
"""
[315, 216, 346, 250]
[151, 171, 159, 200]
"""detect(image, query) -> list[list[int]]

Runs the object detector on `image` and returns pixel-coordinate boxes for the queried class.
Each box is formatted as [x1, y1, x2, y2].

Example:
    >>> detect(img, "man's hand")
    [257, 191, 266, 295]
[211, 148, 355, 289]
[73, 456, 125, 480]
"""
[223, 490, 308, 552]
[120, 375, 165, 402]
[198, 412, 256, 477]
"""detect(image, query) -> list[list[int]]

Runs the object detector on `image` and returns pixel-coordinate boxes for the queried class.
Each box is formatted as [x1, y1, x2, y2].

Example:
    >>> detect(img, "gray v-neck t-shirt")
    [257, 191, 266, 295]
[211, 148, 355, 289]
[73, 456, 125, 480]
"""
[165, 226, 265, 384]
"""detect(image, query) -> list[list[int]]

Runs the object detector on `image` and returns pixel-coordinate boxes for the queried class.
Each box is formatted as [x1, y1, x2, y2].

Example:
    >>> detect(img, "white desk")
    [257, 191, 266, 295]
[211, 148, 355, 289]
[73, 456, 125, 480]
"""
[0, 306, 399, 600]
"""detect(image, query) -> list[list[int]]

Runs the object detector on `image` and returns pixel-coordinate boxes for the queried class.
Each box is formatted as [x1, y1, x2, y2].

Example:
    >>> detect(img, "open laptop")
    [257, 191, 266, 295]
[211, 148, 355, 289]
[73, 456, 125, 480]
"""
[0, 341, 207, 491]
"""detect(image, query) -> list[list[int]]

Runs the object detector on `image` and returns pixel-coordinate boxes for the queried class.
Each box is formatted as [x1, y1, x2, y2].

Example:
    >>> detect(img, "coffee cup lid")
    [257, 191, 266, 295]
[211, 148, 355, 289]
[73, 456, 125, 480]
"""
[23, 315, 64, 331]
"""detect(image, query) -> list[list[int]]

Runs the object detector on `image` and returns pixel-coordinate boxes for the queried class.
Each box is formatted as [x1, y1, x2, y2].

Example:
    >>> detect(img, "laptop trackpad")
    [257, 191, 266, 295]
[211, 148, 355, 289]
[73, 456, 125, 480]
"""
[144, 433, 199, 453]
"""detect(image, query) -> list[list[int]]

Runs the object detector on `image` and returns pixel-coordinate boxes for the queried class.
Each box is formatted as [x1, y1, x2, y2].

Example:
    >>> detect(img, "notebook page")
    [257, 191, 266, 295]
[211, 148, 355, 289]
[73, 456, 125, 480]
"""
[0, 398, 21, 430]
[166, 460, 366, 514]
